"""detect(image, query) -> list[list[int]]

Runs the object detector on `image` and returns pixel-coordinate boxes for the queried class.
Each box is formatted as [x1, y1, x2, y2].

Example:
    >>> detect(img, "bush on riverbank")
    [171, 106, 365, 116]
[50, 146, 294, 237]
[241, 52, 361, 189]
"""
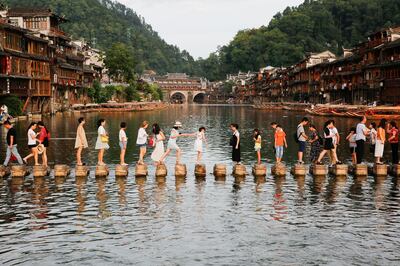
[0, 96, 23, 116]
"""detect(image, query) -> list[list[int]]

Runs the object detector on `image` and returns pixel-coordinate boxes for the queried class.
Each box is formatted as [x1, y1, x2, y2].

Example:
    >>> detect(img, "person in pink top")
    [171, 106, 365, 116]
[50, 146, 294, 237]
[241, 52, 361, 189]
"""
[387, 121, 399, 164]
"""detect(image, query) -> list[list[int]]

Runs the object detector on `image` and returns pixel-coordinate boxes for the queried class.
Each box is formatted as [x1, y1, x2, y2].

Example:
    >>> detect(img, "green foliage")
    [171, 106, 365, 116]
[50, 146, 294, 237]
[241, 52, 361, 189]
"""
[0, 95, 23, 116]
[105, 43, 135, 82]
[125, 82, 141, 102]
[198, 0, 400, 80]
[4, 0, 198, 75]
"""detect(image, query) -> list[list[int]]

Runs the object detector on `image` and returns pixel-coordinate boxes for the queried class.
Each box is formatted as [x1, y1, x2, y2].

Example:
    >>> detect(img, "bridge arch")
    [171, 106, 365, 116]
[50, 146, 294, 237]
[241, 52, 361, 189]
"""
[193, 92, 206, 103]
[170, 92, 186, 104]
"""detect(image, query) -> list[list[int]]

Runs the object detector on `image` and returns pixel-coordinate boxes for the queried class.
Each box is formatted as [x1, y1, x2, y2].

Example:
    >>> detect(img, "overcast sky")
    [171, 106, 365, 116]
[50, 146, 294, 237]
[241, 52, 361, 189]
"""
[118, 0, 304, 59]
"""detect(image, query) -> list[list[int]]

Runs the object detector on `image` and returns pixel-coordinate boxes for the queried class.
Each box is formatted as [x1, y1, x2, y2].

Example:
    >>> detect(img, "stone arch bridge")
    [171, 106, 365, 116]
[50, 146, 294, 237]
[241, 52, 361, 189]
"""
[167, 90, 207, 104]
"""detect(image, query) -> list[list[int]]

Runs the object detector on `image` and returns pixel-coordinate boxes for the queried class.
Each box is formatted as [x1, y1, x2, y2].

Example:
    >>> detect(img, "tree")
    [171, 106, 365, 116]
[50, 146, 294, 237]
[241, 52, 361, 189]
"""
[105, 43, 136, 82]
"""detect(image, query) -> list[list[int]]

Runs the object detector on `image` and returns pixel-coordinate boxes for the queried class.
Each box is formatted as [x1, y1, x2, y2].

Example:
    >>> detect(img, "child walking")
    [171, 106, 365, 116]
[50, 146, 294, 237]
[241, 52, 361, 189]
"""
[195, 127, 207, 164]
[253, 129, 262, 164]
[274, 125, 287, 163]
[346, 127, 357, 164]
[119, 122, 128, 166]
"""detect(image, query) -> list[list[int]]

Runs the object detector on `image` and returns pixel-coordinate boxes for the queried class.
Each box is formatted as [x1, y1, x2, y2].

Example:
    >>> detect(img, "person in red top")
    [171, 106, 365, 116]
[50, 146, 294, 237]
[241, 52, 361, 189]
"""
[274, 125, 287, 163]
[387, 121, 399, 164]
[37, 121, 50, 167]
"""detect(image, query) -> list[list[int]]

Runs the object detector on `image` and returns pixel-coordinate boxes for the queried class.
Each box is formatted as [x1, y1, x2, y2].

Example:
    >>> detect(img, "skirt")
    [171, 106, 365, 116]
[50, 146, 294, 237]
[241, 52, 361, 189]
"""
[194, 139, 202, 152]
[374, 141, 384, 157]
[95, 136, 110, 150]
[151, 142, 165, 161]
[232, 146, 241, 162]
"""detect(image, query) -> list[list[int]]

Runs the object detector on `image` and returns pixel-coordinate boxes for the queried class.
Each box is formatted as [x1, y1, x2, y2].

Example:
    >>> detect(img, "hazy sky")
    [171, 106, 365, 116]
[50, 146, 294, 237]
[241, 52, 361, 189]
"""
[118, 0, 304, 59]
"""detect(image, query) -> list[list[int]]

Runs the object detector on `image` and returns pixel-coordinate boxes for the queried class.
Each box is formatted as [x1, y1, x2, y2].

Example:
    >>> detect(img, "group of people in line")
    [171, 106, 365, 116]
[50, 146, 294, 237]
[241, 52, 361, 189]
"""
[2, 115, 399, 168]
[239, 116, 399, 167]
[2, 120, 50, 167]
[75, 118, 208, 166]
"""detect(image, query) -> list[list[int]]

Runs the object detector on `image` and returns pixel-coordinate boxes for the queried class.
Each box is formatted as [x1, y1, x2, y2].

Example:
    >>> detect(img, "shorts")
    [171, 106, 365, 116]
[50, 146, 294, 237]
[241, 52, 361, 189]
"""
[168, 142, 179, 150]
[28, 144, 37, 149]
[349, 147, 356, 153]
[275, 146, 284, 158]
[254, 147, 261, 152]
[136, 143, 146, 148]
[298, 141, 306, 152]
[120, 141, 127, 150]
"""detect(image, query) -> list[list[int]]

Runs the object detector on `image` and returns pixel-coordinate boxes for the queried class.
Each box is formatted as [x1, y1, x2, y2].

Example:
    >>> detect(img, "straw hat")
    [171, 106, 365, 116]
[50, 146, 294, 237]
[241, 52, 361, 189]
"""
[37, 144, 45, 154]
[174, 121, 183, 128]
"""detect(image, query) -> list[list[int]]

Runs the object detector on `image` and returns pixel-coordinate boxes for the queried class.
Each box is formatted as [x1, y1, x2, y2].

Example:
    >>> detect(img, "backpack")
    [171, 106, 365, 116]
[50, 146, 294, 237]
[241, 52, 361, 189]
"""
[293, 125, 300, 143]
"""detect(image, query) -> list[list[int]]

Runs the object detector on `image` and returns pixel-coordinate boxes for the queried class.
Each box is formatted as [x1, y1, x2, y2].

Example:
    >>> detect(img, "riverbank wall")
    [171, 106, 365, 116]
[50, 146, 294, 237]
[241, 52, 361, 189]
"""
[71, 101, 169, 113]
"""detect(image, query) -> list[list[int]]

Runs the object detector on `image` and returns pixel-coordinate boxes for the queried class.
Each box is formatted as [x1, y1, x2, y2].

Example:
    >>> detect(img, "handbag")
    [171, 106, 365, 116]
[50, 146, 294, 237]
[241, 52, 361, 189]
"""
[148, 136, 155, 147]
[101, 135, 109, 143]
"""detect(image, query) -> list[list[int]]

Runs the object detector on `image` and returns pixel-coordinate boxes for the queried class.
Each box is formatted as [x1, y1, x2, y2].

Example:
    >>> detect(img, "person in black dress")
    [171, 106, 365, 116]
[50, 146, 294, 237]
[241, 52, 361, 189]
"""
[316, 120, 341, 165]
[230, 123, 241, 164]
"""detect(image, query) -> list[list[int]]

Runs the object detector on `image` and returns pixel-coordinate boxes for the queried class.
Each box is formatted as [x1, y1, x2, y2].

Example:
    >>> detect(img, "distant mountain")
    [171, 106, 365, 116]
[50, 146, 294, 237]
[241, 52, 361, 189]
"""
[197, 0, 400, 80]
[4, 0, 200, 75]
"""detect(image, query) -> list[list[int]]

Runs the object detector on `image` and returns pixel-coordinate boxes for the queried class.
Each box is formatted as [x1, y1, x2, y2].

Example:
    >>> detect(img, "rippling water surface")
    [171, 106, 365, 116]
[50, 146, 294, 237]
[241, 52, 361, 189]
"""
[0, 105, 399, 265]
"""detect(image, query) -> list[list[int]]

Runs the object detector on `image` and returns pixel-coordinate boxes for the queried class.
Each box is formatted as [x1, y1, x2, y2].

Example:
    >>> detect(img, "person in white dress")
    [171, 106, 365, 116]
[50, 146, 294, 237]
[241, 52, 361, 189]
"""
[23, 122, 39, 165]
[150, 123, 165, 165]
[95, 119, 109, 165]
[136, 121, 149, 165]
[194, 127, 207, 164]
[119, 122, 128, 166]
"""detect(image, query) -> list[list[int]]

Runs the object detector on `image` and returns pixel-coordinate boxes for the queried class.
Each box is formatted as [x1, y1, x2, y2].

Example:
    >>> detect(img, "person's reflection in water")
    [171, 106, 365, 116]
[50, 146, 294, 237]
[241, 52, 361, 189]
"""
[76, 176, 87, 215]
[254, 176, 266, 194]
[136, 177, 149, 214]
[116, 176, 127, 207]
[349, 176, 366, 201]
[54, 176, 67, 192]
[271, 176, 287, 221]
[30, 177, 49, 230]
[373, 176, 386, 210]
[308, 176, 326, 205]
[154, 178, 166, 213]
[295, 176, 306, 202]
[325, 176, 346, 204]
[96, 177, 110, 219]
[175, 177, 186, 205]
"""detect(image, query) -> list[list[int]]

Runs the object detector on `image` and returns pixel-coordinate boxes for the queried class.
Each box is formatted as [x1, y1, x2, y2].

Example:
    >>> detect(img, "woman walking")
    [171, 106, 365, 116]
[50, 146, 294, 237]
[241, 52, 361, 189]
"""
[159, 121, 191, 164]
[375, 119, 386, 164]
[230, 123, 241, 164]
[346, 127, 357, 164]
[387, 121, 399, 164]
[274, 125, 287, 163]
[95, 119, 109, 166]
[151, 123, 165, 165]
[23, 122, 39, 165]
[195, 127, 207, 164]
[253, 129, 262, 164]
[119, 122, 128, 166]
[308, 124, 321, 163]
[37, 121, 50, 167]
[136, 121, 149, 165]
[316, 120, 341, 165]
[75, 117, 88, 166]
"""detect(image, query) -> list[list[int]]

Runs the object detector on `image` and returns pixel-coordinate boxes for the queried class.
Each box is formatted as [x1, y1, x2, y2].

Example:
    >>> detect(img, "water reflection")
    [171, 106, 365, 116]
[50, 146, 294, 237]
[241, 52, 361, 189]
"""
[76, 176, 87, 215]
[96, 177, 110, 219]
[272, 176, 287, 221]
[30, 177, 49, 230]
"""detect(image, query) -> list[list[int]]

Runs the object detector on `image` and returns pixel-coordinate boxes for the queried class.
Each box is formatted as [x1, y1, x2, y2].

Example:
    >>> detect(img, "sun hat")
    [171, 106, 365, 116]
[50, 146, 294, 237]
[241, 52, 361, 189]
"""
[37, 144, 45, 154]
[174, 121, 183, 128]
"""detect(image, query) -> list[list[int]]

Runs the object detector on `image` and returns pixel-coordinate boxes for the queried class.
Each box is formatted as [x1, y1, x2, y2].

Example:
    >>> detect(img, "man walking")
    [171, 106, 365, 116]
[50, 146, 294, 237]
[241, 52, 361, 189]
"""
[3, 120, 24, 166]
[297, 117, 309, 164]
[355, 116, 369, 164]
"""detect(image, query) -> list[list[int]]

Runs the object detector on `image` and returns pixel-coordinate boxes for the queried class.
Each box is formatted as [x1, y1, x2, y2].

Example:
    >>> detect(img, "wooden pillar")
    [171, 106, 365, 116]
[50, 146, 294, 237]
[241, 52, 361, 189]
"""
[391, 164, 400, 177]
[233, 164, 246, 177]
[135, 164, 148, 178]
[175, 164, 187, 178]
[11, 165, 29, 178]
[329, 164, 348, 177]
[75, 165, 90, 178]
[156, 164, 168, 178]
[373, 164, 388, 177]
[54, 165, 70, 178]
[252, 164, 267, 177]
[309, 164, 327, 176]
[33, 165, 50, 178]
[95, 165, 109, 178]
[214, 164, 226, 180]
[0, 165, 10, 178]
[271, 163, 286, 177]
[195, 164, 206, 178]
[115, 164, 129, 178]
[291, 164, 307, 177]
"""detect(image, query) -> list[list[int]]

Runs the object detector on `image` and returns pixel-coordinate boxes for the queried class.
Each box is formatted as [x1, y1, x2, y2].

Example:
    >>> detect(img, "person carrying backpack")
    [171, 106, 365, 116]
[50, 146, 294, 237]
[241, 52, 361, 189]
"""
[308, 124, 322, 163]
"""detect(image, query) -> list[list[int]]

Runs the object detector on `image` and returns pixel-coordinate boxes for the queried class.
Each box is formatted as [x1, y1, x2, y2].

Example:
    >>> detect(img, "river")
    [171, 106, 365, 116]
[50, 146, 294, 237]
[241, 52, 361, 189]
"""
[0, 105, 399, 265]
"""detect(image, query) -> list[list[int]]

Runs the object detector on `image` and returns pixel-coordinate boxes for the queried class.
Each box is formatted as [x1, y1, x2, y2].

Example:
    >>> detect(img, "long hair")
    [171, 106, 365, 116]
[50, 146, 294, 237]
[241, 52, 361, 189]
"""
[152, 123, 161, 135]
[253, 128, 260, 139]
[27, 122, 37, 132]
[97, 119, 105, 128]
[37, 121, 49, 134]
[390, 121, 398, 129]
[378, 119, 387, 128]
